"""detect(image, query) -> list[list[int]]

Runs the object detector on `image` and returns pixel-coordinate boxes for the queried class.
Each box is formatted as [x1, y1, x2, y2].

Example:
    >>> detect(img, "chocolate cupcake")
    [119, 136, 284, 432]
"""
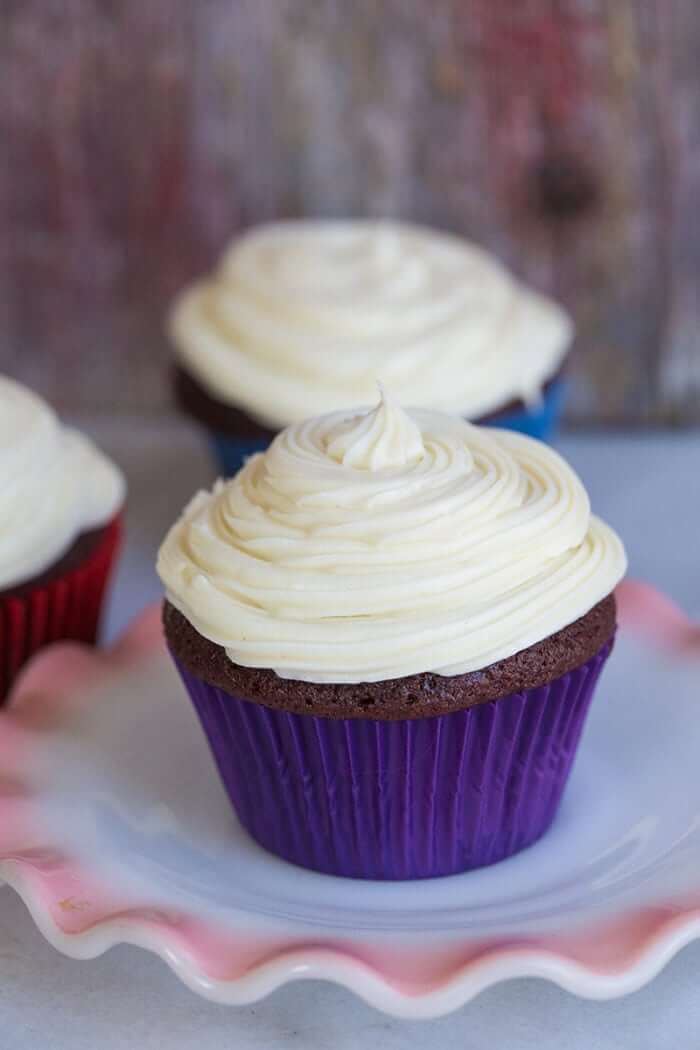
[169, 220, 572, 473]
[158, 391, 626, 879]
[0, 376, 125, 701]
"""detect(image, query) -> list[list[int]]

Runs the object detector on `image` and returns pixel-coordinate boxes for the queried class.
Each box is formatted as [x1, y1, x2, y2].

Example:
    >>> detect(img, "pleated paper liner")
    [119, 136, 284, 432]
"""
[0, 515, 122, 703]
[174, 636, 613, 880]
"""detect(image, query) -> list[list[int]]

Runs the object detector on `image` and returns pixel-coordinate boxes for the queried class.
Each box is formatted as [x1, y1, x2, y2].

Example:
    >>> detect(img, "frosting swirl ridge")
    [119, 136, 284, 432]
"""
[0, 377, 125, 589]
[170, 220, 573, 428]
[158, 393, 626, 683]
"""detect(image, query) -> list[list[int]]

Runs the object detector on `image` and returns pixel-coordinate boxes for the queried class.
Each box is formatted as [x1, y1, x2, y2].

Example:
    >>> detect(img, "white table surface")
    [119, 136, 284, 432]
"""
[2, 419, 699, 1050]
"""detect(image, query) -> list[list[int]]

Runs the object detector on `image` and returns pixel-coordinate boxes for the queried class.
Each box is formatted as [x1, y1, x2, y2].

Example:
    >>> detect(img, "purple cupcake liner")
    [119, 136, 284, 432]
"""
[174, 639, 613, 880]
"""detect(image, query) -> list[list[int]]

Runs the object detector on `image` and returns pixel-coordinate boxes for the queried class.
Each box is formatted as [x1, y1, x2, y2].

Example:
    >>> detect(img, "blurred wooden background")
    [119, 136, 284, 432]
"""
[1, 1, 698, 425]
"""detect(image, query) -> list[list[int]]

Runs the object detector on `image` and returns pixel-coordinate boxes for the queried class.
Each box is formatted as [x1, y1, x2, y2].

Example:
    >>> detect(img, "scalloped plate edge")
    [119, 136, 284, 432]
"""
[3, 857, 700, 1018]
[1, 579, 699, 1018]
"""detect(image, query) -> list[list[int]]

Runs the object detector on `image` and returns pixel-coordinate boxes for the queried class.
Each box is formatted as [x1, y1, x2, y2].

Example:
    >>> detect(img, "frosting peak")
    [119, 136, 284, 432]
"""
[158, 402, 626, 685]
[325, 387, 424, 470]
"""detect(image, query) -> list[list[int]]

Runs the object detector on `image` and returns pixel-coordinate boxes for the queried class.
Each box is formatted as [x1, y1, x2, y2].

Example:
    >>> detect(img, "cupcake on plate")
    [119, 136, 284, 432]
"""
[0, 376, 125, 702]
[169, 220, 572, 474]
[158, 389, 625, 880]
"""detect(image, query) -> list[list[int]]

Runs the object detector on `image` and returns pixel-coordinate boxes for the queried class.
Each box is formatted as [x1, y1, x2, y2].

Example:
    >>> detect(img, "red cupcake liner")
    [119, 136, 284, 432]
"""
[0, 514, 122, 703]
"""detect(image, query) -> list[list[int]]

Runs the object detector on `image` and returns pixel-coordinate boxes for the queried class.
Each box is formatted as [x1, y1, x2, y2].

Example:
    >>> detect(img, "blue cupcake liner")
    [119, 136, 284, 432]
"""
[209, 434, 269, 476]
[484, 381, 567, 440]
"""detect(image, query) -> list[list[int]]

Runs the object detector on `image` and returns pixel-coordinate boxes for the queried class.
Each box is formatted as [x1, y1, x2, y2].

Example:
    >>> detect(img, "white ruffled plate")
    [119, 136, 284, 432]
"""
[0, 580, 698, 1019]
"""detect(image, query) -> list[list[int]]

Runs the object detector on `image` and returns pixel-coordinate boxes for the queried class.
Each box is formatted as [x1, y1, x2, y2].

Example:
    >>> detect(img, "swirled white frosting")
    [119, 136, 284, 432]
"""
[158, 391, 626, 684]
[170, 220, 573, 429]
[0, 377, 125, 590]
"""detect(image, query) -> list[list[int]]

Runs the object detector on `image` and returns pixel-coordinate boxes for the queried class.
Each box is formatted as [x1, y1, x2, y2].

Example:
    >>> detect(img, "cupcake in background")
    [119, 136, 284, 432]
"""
[158, 389, 626, 880]
[169, 220, 572, 474]
[0, 376, 125, 702]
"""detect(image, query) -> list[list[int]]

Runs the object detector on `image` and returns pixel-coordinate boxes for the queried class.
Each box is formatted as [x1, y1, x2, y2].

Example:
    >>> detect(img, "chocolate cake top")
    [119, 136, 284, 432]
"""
[164, 593, 616, 720]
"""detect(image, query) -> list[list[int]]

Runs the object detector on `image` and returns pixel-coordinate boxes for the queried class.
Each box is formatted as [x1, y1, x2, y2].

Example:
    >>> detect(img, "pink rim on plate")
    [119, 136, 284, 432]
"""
[0, 580, 698, 1019]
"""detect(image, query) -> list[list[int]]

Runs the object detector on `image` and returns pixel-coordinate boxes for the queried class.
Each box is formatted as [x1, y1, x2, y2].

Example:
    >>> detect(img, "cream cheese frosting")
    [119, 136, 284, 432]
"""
[169, 220, 573, 429]
[158, 390, 626, 684]
[0, 376, 125, 590]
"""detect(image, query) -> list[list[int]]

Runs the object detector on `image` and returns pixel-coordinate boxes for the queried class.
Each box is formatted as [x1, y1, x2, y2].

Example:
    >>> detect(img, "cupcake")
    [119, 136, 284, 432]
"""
[158, 390, 625, 880]
[169, 220, 572, 474]
[0, 377, 125, 702]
